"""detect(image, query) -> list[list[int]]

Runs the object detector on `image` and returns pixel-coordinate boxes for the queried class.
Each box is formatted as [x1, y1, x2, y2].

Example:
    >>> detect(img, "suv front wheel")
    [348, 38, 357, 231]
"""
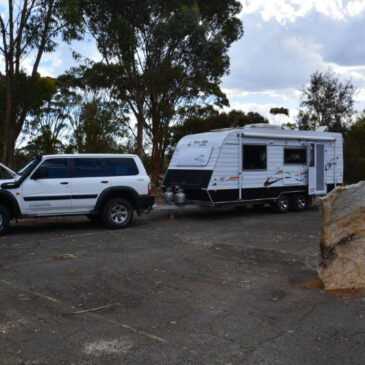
[0, 204, 10, 235]
[102, 198, 133, 229]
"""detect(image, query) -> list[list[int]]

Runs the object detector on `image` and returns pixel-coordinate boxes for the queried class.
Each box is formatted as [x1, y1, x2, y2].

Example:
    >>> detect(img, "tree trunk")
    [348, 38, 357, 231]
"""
[1, 73, 13, 166]
[151, 142, 161, 187]
[150, 118, 162, 187]
[2, 123, 16, 168]
[135, 113, 144, 157]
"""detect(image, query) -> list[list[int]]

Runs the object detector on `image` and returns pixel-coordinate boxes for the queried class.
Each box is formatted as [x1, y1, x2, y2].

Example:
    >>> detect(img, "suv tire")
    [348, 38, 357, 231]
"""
[102, 198, 133, 229]
[0, 204, 10, 235]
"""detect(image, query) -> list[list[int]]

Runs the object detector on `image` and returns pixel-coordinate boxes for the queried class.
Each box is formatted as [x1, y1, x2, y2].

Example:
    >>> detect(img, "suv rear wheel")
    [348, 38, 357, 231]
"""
[102, 198, 133, 229]
[0, 204, 10, 235]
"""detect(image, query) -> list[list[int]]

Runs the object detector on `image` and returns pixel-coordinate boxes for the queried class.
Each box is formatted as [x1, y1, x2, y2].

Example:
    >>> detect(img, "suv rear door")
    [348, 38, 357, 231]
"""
[70, 158, 110, 213]
[21, 158, 71, 215]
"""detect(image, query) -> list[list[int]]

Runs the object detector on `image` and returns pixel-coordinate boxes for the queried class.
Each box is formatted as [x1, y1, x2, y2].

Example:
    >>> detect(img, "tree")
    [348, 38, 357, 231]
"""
[281, 122, 297, 130]
[270, 107, 290, 126]
[69, 98, 129, 153]
[171, 108, 268, 151]
[297, 70, 356, 132]
[270, 107, 289, 117]
[21, 128, 64, 156]
[0, 0, 84, 166]
[21, 84, 77, 149]
[79, 0, 243, 185]
[343, 112, 365, 184]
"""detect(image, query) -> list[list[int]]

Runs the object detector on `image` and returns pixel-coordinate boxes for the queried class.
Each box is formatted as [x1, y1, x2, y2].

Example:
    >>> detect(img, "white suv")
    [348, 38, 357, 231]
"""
[0, 154, 154, 234]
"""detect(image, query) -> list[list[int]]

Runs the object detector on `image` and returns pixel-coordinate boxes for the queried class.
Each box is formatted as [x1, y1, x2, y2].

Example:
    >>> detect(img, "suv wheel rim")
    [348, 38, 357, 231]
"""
[279, 196, 289, 210]
[110, 204, 128, 224]
[298, 196, 307, 209]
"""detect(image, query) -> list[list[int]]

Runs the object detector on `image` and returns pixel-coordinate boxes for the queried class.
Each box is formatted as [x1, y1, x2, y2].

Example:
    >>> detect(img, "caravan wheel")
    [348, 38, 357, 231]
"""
[273, 195, 290, 213]
[291, 194, 308, 211]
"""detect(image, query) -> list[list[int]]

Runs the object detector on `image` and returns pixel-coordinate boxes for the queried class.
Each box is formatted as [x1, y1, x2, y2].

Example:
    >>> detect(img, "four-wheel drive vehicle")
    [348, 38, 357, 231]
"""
[0, 154, 154, 234]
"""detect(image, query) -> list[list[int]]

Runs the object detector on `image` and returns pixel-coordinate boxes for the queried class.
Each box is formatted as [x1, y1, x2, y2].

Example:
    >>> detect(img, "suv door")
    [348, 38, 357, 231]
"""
[70, 158, 110, 213]
[21, 158, 71, 215]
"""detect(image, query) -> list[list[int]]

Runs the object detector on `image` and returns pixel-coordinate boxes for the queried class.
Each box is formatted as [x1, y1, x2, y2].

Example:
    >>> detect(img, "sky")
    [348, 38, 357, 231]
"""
[1, 0, 365, 125]
[222, 0, 365, 124]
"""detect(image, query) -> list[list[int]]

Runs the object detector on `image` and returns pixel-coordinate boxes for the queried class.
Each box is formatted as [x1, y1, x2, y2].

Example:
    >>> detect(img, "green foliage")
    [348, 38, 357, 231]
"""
[171, 108, 268, 147]
[0, 73, 56, 116]
[78, 0, 243, 184]
[69, 98, 129, 153]
[281, 122, 298, 130]
[270, 107, 289, 117]
[0, 0, 85, 165]
[297, 70, 355, 132]
[0, 73, 57, 151]
[344, 113, 365, 184]
[22, 129, 64, 156]
[19, 80, 131, 157]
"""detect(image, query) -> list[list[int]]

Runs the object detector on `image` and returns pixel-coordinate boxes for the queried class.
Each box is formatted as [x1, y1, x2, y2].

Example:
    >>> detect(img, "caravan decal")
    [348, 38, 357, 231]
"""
[225, 176, 239, 182]
[326, 158, 337, 170]
[264, 170, 285, 187]
[264, 169, 308, 187]
[187, 140, 208, 147]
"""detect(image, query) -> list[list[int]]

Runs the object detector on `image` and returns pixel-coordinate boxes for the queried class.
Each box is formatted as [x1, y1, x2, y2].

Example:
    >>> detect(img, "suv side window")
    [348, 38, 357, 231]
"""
[73, 158, 105, 178]
[104, 158, 139, 176]
[38, 159, 69, 179]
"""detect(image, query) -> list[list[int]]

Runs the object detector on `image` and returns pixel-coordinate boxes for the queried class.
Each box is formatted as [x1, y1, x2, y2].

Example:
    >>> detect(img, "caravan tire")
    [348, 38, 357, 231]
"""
[291, 194, 308, 212]
[273, 195, 290, 213]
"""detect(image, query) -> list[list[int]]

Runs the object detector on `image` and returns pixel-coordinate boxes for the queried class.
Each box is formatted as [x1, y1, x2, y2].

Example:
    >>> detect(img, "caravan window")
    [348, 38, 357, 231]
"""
[243, 145, 267, 170]
[284, 148, 307, 164]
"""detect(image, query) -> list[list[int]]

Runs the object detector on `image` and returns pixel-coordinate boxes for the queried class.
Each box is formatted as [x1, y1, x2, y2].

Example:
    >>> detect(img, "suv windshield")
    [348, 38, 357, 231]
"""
[17, 157, 39, 176]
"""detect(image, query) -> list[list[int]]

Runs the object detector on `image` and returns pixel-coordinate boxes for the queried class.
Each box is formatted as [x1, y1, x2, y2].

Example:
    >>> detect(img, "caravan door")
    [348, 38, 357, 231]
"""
[308, 143, 327, 195]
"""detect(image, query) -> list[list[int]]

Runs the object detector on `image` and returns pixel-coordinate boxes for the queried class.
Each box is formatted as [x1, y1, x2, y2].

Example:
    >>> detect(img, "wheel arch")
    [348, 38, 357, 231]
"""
[94, 187, 139, 212]
[0, 190, 21, 218]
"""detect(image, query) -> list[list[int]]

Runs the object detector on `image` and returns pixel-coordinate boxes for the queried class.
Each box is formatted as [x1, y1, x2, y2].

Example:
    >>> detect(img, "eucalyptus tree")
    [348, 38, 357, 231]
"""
[80, 0, 243, 184]
[69, 97, 130, 154]
[297, 71, 356, 132]
[0, 0, 84, 166]
[171, 109, 268, 149]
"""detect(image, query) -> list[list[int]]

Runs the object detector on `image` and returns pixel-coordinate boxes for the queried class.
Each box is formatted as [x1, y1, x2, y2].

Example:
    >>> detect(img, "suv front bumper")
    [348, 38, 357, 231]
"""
[137, 195, 155, 209]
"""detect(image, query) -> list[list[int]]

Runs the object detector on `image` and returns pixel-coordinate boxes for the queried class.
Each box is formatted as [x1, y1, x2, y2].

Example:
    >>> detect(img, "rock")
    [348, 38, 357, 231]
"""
[318, 181, 365, 290]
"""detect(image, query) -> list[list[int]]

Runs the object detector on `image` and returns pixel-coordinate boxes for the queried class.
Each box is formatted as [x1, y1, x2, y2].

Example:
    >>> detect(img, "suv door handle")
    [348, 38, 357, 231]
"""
[60, 182, 69, 185]
[101, 181, 109, 184]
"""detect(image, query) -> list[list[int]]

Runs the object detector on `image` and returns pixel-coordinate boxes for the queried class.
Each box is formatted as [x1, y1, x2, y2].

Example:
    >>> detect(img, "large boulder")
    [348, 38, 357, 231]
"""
[318, 181, 365, 290]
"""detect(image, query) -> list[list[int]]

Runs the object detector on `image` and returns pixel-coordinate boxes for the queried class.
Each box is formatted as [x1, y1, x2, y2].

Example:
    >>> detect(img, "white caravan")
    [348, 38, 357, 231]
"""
[162, 124, 343, 212]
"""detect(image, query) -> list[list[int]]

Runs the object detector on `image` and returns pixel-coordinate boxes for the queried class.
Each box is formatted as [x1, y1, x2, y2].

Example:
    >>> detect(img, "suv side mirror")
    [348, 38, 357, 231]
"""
[32, 167, 46, 180]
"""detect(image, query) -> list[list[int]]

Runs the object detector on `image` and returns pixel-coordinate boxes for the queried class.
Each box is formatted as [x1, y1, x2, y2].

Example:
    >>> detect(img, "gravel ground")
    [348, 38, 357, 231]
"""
[0, 205, 364, 365]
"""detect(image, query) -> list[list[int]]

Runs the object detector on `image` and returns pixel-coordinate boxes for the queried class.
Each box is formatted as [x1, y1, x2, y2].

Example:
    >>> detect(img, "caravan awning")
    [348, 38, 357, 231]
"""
[241, 132, 336, 142]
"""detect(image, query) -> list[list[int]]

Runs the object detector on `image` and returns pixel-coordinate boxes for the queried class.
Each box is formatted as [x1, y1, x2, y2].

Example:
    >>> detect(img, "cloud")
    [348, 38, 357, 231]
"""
[222, 2, 365, 114]
[36, 39, 101, 77]
[241, 0, 365, 24]
[224, 101, 299, 125]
